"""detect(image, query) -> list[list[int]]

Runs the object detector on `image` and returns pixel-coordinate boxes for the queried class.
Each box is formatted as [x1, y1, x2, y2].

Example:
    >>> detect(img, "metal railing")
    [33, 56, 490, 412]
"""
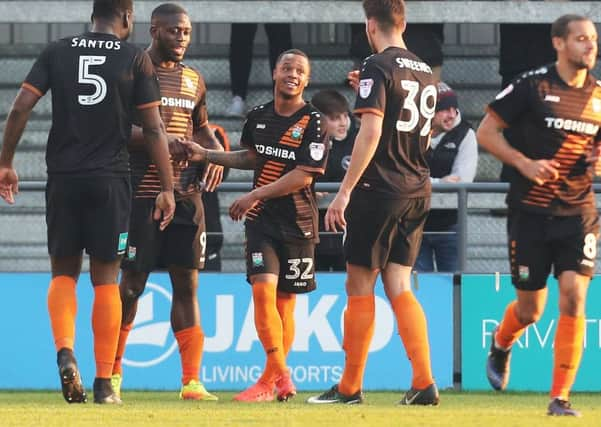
[16, 181, 601, 272]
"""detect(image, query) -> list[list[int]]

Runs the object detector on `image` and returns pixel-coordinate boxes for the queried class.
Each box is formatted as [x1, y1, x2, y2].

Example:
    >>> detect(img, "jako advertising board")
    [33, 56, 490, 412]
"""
[0, 273, 453, 391]
[462, 274, 601, 391]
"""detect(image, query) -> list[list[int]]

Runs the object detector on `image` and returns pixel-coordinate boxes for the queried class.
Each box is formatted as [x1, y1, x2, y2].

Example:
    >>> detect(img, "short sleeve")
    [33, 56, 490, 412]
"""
[192, 74, 208, 129]
[354, 59, 387, 118]
[22, 43, 54, 97]
[295, 112, 329, 174]
[240, 115, 255, 150]
[487, 77, 532, 127]
[133, 50, 161, 110]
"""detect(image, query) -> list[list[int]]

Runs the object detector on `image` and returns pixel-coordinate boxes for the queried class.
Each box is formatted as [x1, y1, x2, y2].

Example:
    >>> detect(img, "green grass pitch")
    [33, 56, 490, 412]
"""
[1, 391, 600, 426]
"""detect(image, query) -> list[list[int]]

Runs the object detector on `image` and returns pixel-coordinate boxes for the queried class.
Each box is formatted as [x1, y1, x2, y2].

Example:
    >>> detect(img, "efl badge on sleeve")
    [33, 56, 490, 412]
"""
[592, 98, 601, 113]
[359, 79, 374, 99]
[309, 142, 325, 161]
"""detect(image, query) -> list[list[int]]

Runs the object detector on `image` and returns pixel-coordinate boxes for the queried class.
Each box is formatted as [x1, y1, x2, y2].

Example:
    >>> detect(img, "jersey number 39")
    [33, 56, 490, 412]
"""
[396, 80, 437, 136]
[78, 55, 107, 106]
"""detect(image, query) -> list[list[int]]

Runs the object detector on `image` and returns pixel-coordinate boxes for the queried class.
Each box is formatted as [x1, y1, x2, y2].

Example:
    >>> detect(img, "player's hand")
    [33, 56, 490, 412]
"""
[179, 139, 208, 162]
[325, 191, 350, 232]
[516, 158, 560, 185]
[154, 190, 176, 231]
[202, 162, 224, 192]
[0, 166, 18, 204]
[168, 136, 188, 165]
[347, 70, 360, 92]
[586, 145, 601, 176]
[229, 192, 259, 221]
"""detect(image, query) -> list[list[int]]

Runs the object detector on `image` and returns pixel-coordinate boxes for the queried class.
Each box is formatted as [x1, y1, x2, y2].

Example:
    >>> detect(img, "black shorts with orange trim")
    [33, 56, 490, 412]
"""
[46, 175, 131, 261]
[121, 194, 206, 272]
[245, 224, 316, 294]
[508, 209, 599, 290]
[344, 189, 429, 269]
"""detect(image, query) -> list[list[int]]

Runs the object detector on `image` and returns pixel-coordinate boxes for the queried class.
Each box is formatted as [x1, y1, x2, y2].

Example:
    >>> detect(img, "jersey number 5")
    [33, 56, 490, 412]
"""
[78, 55, 107, 106]
[396, 80, 437, 136]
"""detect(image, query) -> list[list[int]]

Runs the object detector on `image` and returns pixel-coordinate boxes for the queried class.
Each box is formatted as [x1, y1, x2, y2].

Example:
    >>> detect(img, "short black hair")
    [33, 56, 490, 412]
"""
[92, 0, 133, 20]
[311, 90, 349, 116]
[362, 0, 405, 33]
[151, 2, 188, 21]
[275, 49, 310, 67]
[551, 14, 590, 39]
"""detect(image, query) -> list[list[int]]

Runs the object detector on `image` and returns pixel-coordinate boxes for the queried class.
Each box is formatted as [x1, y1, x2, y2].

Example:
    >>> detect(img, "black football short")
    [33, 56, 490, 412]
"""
[344, 189, 430, 269]
[121, 194, 206, 272]
[245, 224, 316, 294]
[508, 210, 599, 290]
[46, 175, 131, 261]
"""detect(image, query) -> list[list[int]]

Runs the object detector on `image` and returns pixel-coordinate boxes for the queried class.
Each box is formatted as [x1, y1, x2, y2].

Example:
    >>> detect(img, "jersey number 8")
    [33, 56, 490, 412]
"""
[396, 80, 437, 136]
[78, 55, 107, 106]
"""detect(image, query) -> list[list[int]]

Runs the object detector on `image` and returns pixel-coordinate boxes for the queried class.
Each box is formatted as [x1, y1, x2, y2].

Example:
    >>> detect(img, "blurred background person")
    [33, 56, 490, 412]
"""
[415, 82, 478, 273]
[226, 23, 292, 117]
[311, 90, 358, 271]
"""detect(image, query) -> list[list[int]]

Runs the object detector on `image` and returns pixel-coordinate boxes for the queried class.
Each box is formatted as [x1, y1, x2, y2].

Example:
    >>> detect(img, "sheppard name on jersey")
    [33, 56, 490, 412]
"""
[395, 57, 432, 74]
[255, 144, 296, 160]
[544, 117, 600, 136]
[71, 38, 121, 50]
[161, 97, 195, 109]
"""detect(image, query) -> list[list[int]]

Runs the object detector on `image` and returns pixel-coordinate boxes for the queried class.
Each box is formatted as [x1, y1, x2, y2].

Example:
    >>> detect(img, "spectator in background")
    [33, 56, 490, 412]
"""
[203, 124, 231, 271]
[226, 24, 292, 117]
[349, 0, 444, 81]
[311, 90, 358, 271]
[415, 82, 478, 273]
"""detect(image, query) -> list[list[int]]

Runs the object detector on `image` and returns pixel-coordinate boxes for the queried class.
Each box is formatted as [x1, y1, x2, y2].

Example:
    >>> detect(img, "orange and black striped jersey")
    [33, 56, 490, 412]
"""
[241, 101, 328, 243]
[130, 61, 209, 199]
[488, 64, 601, 215]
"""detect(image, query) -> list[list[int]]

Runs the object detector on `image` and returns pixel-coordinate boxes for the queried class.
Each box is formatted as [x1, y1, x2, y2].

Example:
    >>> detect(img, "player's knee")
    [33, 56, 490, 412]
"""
[516, 308, 543, 325]
[559, 295, 586, 317]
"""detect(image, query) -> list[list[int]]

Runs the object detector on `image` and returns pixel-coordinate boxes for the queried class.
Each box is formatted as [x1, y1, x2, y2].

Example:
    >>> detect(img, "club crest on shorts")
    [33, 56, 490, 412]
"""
[359, 78, 374, 99]
[127, 245, 136, 261]
[518, 265, 529, 282]
[309, 142, 325, 161]
[291, 125, 303, 140]
[252, 252, 264, 268]
[117, 232, 128, 254]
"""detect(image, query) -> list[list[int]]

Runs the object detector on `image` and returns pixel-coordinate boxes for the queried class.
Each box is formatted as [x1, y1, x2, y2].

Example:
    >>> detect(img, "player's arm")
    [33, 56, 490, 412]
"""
[0, 88, 41, 204]
[325, 112, 382, 232]
[180, 140, 258, 170]
[137, 106, 176, 230]
[192, 124, 224, 192]
[477, 113, 559, 185]
[229, 167, 314, 221]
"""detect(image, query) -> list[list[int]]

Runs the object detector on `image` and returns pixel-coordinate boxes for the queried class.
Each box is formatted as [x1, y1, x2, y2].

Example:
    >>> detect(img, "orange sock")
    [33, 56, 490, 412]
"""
[276, 292, 297, 356]
[495, 301, 527, 349]
[174, 325, 204, 385]
[392, 291, 434, 389]
[551, 315, 585, 400]
[338, 295, 375, 396]
[252, 282, 286, 383]
[112, 323, 133, 375]
[92, 284, 122, 379]
[47, 276, 77, 351]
